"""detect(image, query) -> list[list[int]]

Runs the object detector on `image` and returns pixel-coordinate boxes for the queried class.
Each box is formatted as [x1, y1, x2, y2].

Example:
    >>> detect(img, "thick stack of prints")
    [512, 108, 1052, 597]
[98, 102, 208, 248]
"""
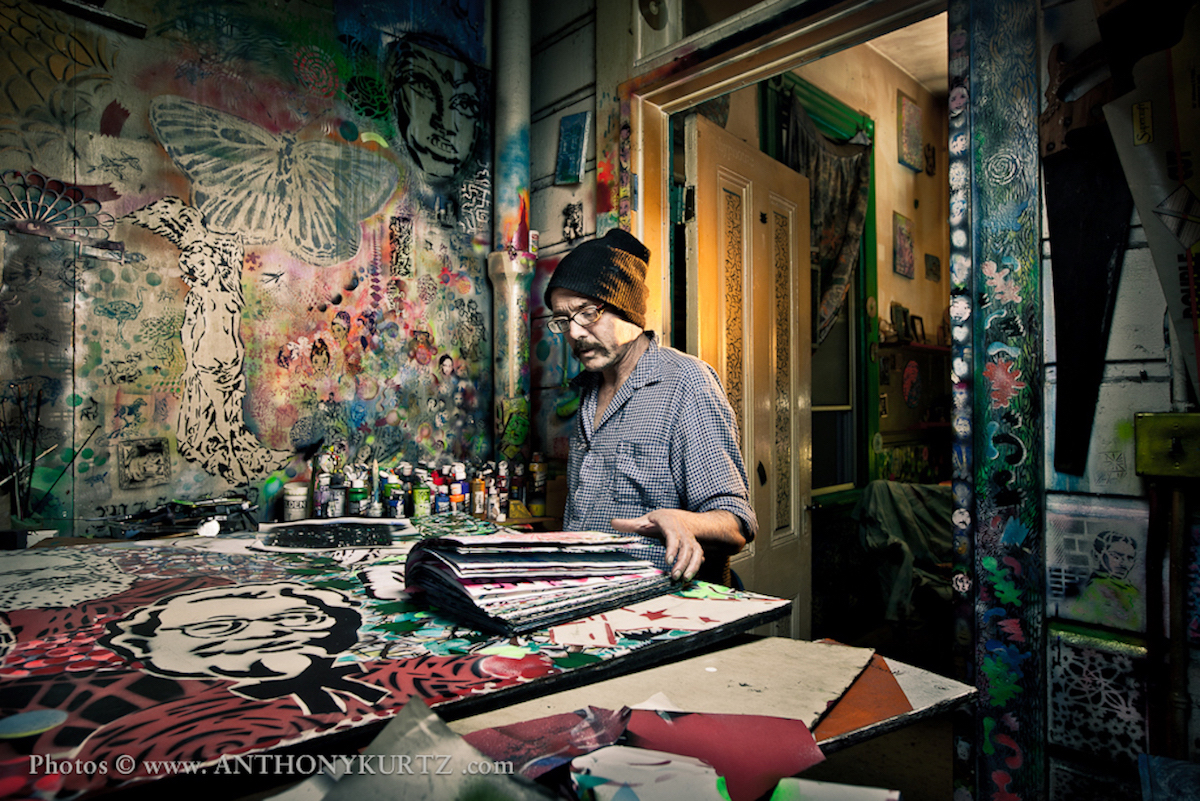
[404, 531, 677, 635]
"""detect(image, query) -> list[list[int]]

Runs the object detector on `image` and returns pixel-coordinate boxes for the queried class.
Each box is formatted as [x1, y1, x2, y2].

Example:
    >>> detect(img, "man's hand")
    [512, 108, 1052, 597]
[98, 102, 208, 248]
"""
[610, 508, 745, 582]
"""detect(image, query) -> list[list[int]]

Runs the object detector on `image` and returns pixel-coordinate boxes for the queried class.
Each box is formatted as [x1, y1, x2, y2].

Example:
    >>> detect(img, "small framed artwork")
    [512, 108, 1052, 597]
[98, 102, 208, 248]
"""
[893, 212, 915, 279]
[925, 253, 941, 281]
[555, 110, 592, 185]
[879, 392, 889, 418]
[897, 90, 923, 171]
[890, 302, 911, 343]
[910, 315, 925, 344]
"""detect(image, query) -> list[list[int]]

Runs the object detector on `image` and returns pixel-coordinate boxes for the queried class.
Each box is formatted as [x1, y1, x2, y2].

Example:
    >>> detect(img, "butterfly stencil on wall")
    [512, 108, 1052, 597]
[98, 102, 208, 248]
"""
[149, 96, 399, 266]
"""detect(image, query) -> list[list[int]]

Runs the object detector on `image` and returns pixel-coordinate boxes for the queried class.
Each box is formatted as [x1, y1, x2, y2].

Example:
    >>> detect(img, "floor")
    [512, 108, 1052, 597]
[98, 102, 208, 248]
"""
[802, 715, 955, 801]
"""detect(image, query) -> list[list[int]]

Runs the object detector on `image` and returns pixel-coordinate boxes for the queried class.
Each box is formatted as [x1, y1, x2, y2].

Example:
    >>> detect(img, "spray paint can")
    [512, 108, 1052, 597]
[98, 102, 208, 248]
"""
[326, 485, 346, 518]
[412, 484, 430, 518]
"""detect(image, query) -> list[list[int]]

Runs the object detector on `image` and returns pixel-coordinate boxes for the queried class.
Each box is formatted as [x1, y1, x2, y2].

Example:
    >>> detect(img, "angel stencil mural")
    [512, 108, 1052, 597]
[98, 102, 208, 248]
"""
[123, 95, 400, 482]
[125, 197, 291, 482]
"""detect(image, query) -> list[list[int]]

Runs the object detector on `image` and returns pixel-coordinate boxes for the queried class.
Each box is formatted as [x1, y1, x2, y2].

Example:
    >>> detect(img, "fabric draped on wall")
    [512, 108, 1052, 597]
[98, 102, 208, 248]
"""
[784, 95, 871, 347]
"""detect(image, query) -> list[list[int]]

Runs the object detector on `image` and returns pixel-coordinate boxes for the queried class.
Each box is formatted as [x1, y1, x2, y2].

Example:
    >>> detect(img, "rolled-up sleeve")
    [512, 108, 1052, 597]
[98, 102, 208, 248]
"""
[670, 365, 759, 542]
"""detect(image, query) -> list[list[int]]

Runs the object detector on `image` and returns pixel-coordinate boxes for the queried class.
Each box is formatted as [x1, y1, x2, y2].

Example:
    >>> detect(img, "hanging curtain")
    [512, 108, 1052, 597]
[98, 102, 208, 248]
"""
[785, 93, 871, 347]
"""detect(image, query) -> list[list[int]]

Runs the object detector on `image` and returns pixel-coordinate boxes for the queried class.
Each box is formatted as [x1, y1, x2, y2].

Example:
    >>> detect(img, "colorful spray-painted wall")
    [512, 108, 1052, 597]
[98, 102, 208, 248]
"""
[0, 0, 493, 531]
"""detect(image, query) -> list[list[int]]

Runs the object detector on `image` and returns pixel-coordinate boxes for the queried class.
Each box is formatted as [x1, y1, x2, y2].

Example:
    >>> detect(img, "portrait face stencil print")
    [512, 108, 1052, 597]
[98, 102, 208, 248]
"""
[387, 37, 482, 181]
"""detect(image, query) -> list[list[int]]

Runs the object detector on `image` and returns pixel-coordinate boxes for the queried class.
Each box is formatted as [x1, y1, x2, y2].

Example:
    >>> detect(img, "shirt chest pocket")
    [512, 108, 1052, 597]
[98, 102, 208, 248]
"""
[612, 440, 671, 508]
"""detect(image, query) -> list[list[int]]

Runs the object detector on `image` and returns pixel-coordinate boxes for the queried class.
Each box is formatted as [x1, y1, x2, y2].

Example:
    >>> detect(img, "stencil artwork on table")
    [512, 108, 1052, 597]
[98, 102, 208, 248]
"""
[0, 511, 788, 799]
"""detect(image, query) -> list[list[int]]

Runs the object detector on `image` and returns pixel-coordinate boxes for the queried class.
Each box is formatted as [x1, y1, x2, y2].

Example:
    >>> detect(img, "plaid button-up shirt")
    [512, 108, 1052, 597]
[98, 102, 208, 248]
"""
[562, 333, 758, 571]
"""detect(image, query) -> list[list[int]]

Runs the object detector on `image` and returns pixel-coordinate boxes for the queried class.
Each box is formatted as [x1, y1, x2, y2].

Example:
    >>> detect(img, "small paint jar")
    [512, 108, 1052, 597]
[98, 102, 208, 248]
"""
[326, 486, 347, 518]
[347, 482, 369, 516]
[282, 484, 309, 522]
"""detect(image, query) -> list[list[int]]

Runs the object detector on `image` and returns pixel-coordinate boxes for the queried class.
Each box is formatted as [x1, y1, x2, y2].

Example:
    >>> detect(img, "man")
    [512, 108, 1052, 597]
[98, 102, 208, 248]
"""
[545, 228, 757, 584]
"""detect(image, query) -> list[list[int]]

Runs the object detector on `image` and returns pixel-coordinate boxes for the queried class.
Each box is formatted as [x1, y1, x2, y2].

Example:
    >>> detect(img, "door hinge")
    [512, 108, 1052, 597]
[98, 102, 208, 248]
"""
[683, 185, 695, 222]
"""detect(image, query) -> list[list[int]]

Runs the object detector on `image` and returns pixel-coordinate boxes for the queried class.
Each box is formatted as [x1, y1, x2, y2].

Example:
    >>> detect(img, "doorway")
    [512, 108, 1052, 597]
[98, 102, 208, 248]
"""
[623, 0, 950, 645]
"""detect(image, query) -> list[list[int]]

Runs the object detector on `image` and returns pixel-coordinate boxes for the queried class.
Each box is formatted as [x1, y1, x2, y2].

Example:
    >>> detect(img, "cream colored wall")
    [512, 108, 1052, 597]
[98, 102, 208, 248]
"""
[793, 45, 950, 340]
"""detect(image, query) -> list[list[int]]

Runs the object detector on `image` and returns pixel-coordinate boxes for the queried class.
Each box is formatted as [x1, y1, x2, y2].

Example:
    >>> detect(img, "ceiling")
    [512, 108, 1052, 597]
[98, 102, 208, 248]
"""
[865, 11, 949, 98]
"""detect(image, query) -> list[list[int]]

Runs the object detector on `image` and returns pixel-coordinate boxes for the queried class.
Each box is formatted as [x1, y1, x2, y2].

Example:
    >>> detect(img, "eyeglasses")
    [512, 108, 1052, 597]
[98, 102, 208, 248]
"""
[547, 304, 604, 334]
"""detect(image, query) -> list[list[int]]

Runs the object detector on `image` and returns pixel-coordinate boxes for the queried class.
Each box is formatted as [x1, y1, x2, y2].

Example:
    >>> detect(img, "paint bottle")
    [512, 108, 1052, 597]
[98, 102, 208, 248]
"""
[412, 483, 430, 518]
[348, 480, 368, 517]
[470, 471, 487, 518]
[528, 452, 547, 517]
[314, 473, 331, 518]
[327, 483, 347, 518]
[449, 463, 467, 513]
[434, 484, 450, 514]
[496, 460, 510, 518]
[400, 462, 415, 517]
[487, 484, 502, 522]
[510, 461, 526, 505]
[282, 483, 309, 522]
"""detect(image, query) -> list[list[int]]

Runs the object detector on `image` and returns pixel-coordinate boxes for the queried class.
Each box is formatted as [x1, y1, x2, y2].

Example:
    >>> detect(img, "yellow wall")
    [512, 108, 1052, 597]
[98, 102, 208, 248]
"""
[792, 45, 950, 340]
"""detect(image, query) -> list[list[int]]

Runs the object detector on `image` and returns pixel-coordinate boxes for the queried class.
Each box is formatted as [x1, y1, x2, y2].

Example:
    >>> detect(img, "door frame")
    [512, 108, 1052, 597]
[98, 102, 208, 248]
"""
[618, 0, 943, 343]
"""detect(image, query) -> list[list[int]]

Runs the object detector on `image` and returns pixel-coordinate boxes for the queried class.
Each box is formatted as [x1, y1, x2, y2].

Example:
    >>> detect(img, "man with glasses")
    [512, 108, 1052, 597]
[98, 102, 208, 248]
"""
[544, 228, 757, 585]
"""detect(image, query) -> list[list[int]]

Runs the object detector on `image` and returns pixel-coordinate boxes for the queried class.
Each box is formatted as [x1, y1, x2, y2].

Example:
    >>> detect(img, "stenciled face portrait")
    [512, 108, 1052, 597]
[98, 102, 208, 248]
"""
[104, 582, 361, 683]
[387, 36, 482, 181]
[1095, 531, 1138, 580]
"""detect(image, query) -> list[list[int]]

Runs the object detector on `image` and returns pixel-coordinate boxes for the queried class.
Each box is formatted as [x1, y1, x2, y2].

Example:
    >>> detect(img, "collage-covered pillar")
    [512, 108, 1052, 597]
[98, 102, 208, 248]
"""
[489, 0, 534, 464]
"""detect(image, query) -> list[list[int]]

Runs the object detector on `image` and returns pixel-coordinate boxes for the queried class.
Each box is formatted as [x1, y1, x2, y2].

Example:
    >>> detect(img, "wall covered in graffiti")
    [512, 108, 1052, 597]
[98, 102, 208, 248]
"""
[0, 0, 493, 530]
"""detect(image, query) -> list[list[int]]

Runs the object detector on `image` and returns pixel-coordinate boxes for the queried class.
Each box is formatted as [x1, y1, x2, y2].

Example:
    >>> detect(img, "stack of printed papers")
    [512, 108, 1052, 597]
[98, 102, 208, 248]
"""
[404, 531, 677, 635]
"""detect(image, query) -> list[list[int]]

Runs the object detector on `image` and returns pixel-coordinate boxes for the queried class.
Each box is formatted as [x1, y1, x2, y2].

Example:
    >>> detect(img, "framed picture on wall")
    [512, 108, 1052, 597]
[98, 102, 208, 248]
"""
[893, 212, 915, 279]
[890, 302, 911, 343]
[897, 90, 923, 171]
[910, 315, 925, 344]
[925, 253, 941, 281]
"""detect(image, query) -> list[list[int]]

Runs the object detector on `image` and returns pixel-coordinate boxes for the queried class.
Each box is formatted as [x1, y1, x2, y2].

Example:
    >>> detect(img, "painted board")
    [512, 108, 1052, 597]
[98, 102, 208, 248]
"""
[449, 637, 873, 735]
[0, 514, 789, 799]
[1045, 494, 1149, 633]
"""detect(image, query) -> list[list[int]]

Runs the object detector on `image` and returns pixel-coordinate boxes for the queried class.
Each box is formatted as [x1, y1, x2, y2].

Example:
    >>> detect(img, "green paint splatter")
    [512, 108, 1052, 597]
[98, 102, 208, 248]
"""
[99, 268, 115, 283]
[146, 273, 162, 286]
[981, 556, 1021, 606]
[68, 395, 83, 407]
[982, 716, 996, 754]
[981, 653, 1022, 705]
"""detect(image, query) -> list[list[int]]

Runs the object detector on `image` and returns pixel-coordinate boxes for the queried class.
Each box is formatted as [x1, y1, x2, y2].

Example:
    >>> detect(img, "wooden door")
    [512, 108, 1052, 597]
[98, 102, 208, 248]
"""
[685, 112, 812, 638]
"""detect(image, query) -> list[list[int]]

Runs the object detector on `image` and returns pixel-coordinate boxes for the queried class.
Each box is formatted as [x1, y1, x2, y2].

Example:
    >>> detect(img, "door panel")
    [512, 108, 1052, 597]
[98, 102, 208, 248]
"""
[684, 112, 812, 638]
